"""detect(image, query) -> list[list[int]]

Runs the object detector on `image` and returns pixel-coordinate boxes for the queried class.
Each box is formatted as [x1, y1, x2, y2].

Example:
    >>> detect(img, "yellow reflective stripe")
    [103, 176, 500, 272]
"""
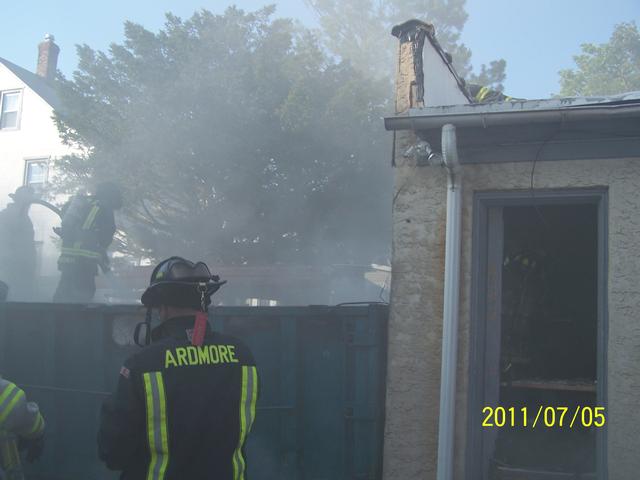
[26, 412, 44, 437]
[249, 367, 258, 431]
[0, 388, 24, 425]
[143, 372, 169, 480]
[236, 367, 248, 480]
[82, 205, 100, 230]
[6, 439, 20, 470]
[0, 436, 22, 474]
[0, 436, 12, 469]
[232, 366, 258, 480]
[476, 86, 490, 102]
[0, 383, 16, 406]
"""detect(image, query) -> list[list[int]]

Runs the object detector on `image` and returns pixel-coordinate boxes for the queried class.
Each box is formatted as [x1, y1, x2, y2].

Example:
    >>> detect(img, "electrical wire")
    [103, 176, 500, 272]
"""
[529, 129, 561, 230]
[378, 273, 390, 303]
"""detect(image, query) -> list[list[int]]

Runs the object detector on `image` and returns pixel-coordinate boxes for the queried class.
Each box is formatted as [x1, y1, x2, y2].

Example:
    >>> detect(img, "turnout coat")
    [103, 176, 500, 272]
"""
[98, 316, 258, 480]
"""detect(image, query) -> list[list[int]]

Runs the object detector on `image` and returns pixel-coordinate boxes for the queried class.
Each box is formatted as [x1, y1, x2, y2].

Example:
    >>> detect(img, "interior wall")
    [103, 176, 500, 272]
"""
[384, 153, 640, 480]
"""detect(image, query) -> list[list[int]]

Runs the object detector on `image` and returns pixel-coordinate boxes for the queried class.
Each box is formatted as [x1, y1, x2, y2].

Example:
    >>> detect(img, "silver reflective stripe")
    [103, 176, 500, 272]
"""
[143, 372, 169, 480]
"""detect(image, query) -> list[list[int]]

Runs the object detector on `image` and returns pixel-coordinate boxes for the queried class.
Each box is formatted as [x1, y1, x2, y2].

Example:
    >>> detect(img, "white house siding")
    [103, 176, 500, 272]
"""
[0, 64, 73, 283]
[385, 155, 640, 479]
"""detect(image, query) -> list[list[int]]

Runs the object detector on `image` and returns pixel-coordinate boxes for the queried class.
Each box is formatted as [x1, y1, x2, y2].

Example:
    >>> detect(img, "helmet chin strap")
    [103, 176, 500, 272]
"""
[134, 308, 153, 347]
[191, 283, 208, 346]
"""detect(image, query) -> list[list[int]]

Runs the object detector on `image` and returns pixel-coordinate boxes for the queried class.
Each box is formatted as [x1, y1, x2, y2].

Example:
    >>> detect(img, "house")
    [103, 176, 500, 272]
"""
[383, 20, 640, 480]
[0, 35, 74, 296]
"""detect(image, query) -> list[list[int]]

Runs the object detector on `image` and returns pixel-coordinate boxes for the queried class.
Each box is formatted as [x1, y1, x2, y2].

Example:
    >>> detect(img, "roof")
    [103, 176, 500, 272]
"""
[385, 91, 640, 131]
[0, 56, 60, 109]
[409, 91, 640, 116]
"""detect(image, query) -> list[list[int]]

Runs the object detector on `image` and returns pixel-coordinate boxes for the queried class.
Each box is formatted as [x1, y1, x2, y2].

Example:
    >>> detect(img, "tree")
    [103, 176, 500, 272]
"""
[304, 0, 506, 90]
[54, 6, 392, 267]
[559, 22, 640, 96]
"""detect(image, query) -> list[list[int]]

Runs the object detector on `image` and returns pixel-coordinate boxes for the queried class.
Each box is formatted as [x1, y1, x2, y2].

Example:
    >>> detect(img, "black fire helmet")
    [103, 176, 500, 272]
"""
[141, 256, 226, 310]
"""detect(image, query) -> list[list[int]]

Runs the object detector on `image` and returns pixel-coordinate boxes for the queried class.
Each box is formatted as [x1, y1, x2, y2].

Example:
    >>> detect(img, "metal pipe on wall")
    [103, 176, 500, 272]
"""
[436, 123, 462, 480]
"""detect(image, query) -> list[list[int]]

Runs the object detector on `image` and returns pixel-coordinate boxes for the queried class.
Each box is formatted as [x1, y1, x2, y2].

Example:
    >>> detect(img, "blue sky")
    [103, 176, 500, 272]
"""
[1, 1, 638, 99]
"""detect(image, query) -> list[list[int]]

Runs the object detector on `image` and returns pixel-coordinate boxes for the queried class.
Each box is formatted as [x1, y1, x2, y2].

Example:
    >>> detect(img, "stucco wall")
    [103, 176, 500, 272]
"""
[384, 145, 640, 479]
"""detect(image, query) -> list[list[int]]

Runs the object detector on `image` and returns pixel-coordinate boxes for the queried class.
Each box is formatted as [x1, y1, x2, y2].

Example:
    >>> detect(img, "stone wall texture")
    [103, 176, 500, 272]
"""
[383, 138, 640, 480]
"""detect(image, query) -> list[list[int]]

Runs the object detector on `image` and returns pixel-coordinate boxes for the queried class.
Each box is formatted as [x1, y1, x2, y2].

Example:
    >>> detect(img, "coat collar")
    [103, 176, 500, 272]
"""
[150, 315, 211, 343]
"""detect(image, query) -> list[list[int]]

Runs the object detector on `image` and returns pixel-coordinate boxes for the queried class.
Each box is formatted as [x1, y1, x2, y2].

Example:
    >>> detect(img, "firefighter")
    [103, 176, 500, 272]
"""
[0, 377, 45, 480]
[0, 187, 37, 301]
[98, 256, 258, 479]
[52, 182, 122, 303]
[468, 83, 515, 103]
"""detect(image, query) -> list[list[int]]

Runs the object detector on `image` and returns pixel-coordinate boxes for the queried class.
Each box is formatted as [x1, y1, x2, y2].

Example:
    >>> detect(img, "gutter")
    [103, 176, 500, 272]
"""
[435, 124, 462, 480]
[384, 104, 640, 131]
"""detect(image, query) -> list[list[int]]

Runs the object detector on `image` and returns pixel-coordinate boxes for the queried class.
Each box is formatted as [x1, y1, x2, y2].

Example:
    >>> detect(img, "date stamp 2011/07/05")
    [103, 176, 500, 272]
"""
[482, 406, 605, 429]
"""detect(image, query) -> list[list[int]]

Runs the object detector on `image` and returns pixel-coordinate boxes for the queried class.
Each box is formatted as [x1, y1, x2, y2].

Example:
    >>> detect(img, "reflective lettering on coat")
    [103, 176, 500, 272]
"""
[218, 345, 230, 363]
[176, 347, 188, 366]
[165, 350, 178, 368]
[164, 345, 240, 368]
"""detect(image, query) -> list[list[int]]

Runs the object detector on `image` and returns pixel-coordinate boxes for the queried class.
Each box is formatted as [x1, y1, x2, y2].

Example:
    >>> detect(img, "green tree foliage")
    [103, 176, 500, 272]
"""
[559, 22, 640, 96]
[305, 0, 506, 90]
[54, 7, 392, 266]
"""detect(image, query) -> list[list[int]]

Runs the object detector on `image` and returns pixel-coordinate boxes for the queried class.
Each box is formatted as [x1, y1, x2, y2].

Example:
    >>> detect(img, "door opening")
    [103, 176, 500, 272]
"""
[468, 190, 607, 480]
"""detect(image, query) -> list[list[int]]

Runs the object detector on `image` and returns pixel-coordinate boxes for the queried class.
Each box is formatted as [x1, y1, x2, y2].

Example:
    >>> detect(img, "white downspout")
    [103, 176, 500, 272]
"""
[436, 123, 462, 480]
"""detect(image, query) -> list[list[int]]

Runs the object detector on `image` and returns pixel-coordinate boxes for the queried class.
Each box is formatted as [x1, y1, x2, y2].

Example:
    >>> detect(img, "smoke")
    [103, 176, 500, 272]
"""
[1, 6, 394, 306]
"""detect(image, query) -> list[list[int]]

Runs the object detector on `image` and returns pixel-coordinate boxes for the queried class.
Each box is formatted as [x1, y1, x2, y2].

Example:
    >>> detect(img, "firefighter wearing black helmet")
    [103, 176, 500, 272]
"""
[97, 257, 259, 480]
[53, 181, 123, 303]
[0, 186, 37, 300]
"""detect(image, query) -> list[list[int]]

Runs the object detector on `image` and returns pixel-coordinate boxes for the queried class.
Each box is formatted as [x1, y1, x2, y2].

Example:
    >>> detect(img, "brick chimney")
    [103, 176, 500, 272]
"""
[36, 34, 60, 82]
[391, 20, 471, 113]
[391, 20, 433, 114]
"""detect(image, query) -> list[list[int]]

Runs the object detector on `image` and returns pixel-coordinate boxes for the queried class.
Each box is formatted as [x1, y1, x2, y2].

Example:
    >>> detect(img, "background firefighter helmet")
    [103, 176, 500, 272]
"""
[8, 185, 36, 205]
[141, 256, 225, 309]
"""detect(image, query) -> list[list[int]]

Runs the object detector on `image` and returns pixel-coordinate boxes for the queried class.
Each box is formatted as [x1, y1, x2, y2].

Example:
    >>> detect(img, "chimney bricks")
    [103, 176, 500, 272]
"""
[391, 20, 433, 114]
[36, 34, 60, 82]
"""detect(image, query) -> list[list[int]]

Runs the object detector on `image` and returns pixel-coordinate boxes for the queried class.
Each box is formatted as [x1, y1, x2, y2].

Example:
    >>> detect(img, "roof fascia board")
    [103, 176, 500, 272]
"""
[384, 105, 640, 131]
[0, 58, 58, 109]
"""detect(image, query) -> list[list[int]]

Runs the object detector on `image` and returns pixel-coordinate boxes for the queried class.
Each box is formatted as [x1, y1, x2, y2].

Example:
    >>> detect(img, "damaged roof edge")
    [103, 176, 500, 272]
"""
[384, 102, 640, 131]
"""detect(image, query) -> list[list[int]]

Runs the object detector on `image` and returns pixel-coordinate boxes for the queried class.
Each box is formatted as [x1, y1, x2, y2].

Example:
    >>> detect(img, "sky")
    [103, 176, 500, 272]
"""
[1, 0, 638, 99]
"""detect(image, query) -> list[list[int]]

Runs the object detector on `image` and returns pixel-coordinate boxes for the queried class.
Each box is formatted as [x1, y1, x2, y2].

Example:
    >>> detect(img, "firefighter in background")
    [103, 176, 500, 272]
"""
[52, 182, 122, 303]
[0, 284, 45, 479]
[0, 187, 37, 301]
[0, 378, 45, 480]
[98, 257, 259, 479]
[468, 84, 518, 103]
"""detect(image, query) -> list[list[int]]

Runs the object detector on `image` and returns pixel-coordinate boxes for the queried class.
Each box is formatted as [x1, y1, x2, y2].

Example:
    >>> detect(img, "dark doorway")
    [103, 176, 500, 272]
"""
[467, 189, 607, 480]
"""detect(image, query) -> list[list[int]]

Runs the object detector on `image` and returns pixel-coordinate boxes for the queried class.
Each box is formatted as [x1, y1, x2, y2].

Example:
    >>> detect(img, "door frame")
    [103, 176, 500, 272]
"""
[465, 187, 609, 480]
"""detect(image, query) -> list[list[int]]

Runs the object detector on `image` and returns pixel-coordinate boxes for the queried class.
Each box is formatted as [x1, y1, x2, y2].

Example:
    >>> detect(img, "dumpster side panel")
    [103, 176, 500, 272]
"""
[0, 304, 388, 480]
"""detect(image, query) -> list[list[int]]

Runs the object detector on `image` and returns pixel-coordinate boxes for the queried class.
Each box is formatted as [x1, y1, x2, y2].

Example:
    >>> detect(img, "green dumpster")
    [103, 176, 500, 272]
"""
[0, 303, 388, 479]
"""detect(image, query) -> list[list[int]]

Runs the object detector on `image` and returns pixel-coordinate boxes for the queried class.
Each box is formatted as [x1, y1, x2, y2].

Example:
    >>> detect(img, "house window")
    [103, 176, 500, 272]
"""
[0, 91, 21, 129]
[24, 159, 49, 186]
